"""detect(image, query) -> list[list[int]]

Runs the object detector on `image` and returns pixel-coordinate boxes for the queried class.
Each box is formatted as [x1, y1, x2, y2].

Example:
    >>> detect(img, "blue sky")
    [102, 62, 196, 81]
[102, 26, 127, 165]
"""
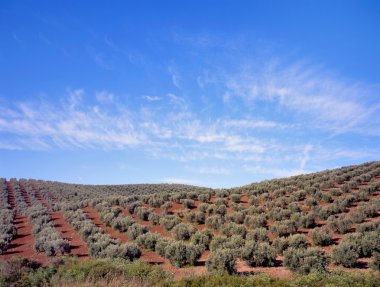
[0, 0, 380, 187]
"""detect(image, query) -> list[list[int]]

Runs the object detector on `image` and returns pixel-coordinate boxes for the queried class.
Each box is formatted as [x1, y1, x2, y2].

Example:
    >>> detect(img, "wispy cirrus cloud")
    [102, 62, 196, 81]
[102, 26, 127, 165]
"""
[223, 61, 380, 135]
[1, 56, 379, 184]
[0, 90, 144, 150]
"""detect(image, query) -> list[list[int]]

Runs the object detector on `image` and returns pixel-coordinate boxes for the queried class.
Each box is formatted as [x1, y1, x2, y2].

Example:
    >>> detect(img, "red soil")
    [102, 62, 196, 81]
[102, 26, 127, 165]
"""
[168, 202, 183, 214]
[82, 207, 130, 243]
[236, 259, 293, 279]
[240, 195, 250, 208]
[0, 215, 48, 265]
[51, 211, 89, 258]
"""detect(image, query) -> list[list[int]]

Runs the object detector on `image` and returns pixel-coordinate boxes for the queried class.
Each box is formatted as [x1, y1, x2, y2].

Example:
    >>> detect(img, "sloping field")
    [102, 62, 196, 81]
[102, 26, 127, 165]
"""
[1, 161, 380, 278]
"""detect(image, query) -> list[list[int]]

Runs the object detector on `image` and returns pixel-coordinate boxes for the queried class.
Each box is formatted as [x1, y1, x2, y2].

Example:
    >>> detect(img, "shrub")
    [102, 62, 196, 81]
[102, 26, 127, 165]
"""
[242, 241, 276, 267]
[165, 241, 201, 267]
[198, 203, 208, 213]
[194, 212, 205, 224]
[155, 238, 175, 258]
[119, 243, 141, 260]
[272, 236, 289, 255]
[283, 247, 329, 274]
[231, 194, 240, 203]
[327, 215, 353, 234]
[341, 231, 380, 258]
[310, 228, 333, 246]
[198, 193, 211, 203]
[191, 230, 213, 251]
[356, 221, 378, 233]
[305, 197, 318, 207]
[295, 212, 316, 229]
[350, 209, 367, 224]
[148, 213, 160, 226]
[112, 216, 135, 232]
[159, 215, 181, 231]
[248, 196, 259, 205]
[288, 234, 309, 250]
[181, 199, 194, 209]
[205, 215, 224, 230]
[127, 202, 142, 214]
[244, 214, 267, 229]
[206, 248, 237, 274]
[370, 251, 380, 271]
[221, 222, 247, 238]
[214, 198, 228, 206]
[172, 223, 196, 241]
[136, 232, 161, 251]
[228, 211, 245, 224]
[210, 235, 245, 252]
[332, 241, 359, 267]
[269, 220, 297, 237]
[271, 208, 291, 221]
[183, 209, 195, 223]
[135, 207, 150, 221]
[216, 205, 227, 216]
[162, 202, 172, 214]
[127, 223, 148, 240]
[246, 228, 269, 242]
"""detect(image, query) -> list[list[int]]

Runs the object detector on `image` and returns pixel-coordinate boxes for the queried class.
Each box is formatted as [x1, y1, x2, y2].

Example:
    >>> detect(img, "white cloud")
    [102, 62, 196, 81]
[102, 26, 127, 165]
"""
[300, 144, 313, 170]
[198, 167, 230, 175]
[96, 91, 115, 103]
[0, 91, 144, 150]
[223, 119, 287, 129]
[224, 61, 380, 135]
[243, 165, 308, 179]
[168, 65, 181, 89]
[142, 95, 161, 101]
[1, 56, 379, 185]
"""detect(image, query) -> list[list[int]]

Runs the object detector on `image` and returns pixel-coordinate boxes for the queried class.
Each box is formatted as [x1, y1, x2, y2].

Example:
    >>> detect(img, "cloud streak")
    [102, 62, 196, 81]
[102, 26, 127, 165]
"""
[0, 58, 379, 184]
[224, 61, 380, 135]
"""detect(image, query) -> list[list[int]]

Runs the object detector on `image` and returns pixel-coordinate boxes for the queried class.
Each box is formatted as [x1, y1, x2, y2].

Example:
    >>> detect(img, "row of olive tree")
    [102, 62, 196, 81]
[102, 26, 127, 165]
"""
[63, 206, 141, 260]
[27, 206, 70, 257]
[0, 209, 16, 254]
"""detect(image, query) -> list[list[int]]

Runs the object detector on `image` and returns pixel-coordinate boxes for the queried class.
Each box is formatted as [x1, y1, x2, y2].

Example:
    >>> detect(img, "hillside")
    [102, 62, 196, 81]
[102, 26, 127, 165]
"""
[1, 161, 380, 282]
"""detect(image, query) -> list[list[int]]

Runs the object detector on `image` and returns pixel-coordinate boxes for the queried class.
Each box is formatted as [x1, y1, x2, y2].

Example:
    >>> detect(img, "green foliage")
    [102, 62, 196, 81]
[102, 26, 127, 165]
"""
[164, 241, 201, 267]
[3, 257, 380, 287]
[332, 241, 359, 267]
[231, 194, 241, 203]
[205, 215, 224, 230]
[210, 235, 245, 252]
[242, 241, 277, 267]
[244, 214, 267, 229]
[181, 199, 194, 209]
[327, 215, 353, 234]
[221, 222, 247, 238]
[206, 249, 237, 274]
[155, 237, 175, 258]
[159, 215, 181, 231]
[370, 251, 380, 271]
[191, 229, 213, 251]
[172, 223, 197, 241]
[136, 232, 161, 251]
[246, 227, 269, 242]
[310, 228, 333, 246]
[270, 220, 297, 237]
[127, 223, 148, 240]
[283, 247, 329, 274]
